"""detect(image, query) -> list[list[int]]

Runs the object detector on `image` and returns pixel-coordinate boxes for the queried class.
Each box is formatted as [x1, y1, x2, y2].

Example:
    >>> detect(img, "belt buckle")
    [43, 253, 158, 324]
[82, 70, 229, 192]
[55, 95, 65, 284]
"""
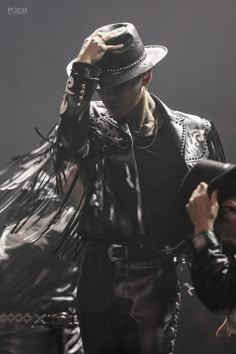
[108, 244, 126, 262]
[50, 312, 74, 328]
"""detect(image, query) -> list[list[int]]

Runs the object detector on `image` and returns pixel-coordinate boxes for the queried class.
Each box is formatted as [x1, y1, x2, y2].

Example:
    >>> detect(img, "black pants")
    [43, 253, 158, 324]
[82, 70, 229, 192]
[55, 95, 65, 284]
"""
[77, 242, 180, 354]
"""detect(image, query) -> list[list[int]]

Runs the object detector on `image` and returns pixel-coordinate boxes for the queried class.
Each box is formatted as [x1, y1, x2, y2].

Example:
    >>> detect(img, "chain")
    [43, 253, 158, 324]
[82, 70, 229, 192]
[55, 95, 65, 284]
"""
[133, 115, 159, 149]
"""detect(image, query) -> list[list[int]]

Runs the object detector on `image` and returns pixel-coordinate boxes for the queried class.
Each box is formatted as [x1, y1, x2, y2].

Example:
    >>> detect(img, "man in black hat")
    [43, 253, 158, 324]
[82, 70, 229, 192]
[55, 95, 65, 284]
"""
[0, 23, 225, 354]
[182, 160, 236, 335]
[55, 23, 227, 354]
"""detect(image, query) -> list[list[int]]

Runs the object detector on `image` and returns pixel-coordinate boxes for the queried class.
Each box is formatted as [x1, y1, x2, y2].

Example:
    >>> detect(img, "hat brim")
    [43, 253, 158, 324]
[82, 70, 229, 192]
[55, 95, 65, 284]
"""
[66, 45, 167, 89]
[208, 165, 236, 195]
[181, 161, 236, 205]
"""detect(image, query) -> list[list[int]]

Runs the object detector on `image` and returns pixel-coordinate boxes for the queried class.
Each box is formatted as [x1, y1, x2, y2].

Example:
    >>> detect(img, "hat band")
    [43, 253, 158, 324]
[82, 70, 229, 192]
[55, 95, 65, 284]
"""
[104, 52, 147, 72]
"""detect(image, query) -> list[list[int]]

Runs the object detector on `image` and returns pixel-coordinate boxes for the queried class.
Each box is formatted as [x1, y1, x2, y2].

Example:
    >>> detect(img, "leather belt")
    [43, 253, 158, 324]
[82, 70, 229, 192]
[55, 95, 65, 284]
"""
[0, 312, 79, 328]
[107, 242, 167, 262]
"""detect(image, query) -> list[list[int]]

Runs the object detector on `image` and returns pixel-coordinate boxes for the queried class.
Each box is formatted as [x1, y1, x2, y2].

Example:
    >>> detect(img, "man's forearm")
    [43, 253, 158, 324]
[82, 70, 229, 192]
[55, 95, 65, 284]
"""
[190, 230, 236, 312]
[57, 62, 101, 160]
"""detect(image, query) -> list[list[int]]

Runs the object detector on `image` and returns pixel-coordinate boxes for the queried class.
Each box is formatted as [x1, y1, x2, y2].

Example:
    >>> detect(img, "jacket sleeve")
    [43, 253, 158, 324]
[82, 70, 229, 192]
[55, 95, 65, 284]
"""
[190, 230, 236, 312]
[56, 61, 102, 162]
[207, 121, 226, 162]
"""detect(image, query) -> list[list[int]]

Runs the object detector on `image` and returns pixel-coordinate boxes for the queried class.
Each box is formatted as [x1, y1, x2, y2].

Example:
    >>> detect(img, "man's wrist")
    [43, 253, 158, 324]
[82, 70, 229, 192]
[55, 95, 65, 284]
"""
[71, 61, 102, 79]
[194, 222, 214, 235]
[190, 230, 220, 252]
[76, 56, 92, 64]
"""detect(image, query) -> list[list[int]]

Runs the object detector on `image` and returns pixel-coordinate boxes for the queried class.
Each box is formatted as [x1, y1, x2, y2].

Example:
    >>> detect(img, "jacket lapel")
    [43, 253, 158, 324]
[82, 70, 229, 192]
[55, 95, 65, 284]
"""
[155, 96, 211, 167]
[153, 96, 186, 157]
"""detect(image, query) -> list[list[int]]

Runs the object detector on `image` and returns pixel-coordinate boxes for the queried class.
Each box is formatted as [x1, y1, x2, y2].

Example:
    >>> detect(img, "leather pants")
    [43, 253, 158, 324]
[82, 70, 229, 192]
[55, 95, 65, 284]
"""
[77, 242, 180, 354]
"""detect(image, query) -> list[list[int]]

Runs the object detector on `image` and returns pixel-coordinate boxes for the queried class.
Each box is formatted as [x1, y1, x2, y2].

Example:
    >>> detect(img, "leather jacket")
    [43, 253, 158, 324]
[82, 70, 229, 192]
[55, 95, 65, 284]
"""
[190, 230, 236, 313]
[0, 61, 226, 256]
[52, 62, 226, 251]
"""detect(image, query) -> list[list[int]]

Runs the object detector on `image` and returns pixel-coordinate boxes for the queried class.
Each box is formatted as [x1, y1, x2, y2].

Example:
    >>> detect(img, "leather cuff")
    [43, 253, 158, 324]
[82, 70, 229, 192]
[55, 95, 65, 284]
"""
[71, 62, 102, 79]
[190, 230, 220, 252]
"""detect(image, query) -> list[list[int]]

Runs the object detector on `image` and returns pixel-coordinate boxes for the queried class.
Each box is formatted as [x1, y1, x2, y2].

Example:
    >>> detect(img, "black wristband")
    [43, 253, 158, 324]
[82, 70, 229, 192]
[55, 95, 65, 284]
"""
[190, 230, 220, 251]
[71, 62, 102, 79]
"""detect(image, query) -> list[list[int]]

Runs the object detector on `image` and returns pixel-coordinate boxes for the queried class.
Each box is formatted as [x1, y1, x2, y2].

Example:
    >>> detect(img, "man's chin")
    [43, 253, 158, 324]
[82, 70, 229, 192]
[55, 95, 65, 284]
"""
[107, 108, 137, 123]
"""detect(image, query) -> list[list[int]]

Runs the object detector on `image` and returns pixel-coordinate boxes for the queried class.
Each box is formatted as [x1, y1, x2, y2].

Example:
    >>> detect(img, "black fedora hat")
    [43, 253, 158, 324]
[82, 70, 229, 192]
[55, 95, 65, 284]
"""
[181, 160, 236, 205]
[66, 22, 168, 89]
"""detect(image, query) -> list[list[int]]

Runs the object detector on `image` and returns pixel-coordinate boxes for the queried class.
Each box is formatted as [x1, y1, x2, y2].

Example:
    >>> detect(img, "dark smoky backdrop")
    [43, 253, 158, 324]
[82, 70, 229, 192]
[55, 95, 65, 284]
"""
[1, 0, 236, 353]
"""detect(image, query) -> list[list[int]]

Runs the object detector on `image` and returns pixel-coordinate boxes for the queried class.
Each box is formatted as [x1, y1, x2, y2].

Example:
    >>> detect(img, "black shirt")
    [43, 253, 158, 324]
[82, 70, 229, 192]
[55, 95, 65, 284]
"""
[79, 106, 189, 247]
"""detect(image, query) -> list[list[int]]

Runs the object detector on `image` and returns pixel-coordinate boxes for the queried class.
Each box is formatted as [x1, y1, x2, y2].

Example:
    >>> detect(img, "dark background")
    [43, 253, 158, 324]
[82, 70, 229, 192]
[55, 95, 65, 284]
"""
[1, 0, 236, 352]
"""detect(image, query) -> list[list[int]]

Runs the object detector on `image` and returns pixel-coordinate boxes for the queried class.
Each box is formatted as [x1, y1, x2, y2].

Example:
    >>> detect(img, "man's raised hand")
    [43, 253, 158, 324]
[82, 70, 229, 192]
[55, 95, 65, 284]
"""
[76, 29, 124, 65]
